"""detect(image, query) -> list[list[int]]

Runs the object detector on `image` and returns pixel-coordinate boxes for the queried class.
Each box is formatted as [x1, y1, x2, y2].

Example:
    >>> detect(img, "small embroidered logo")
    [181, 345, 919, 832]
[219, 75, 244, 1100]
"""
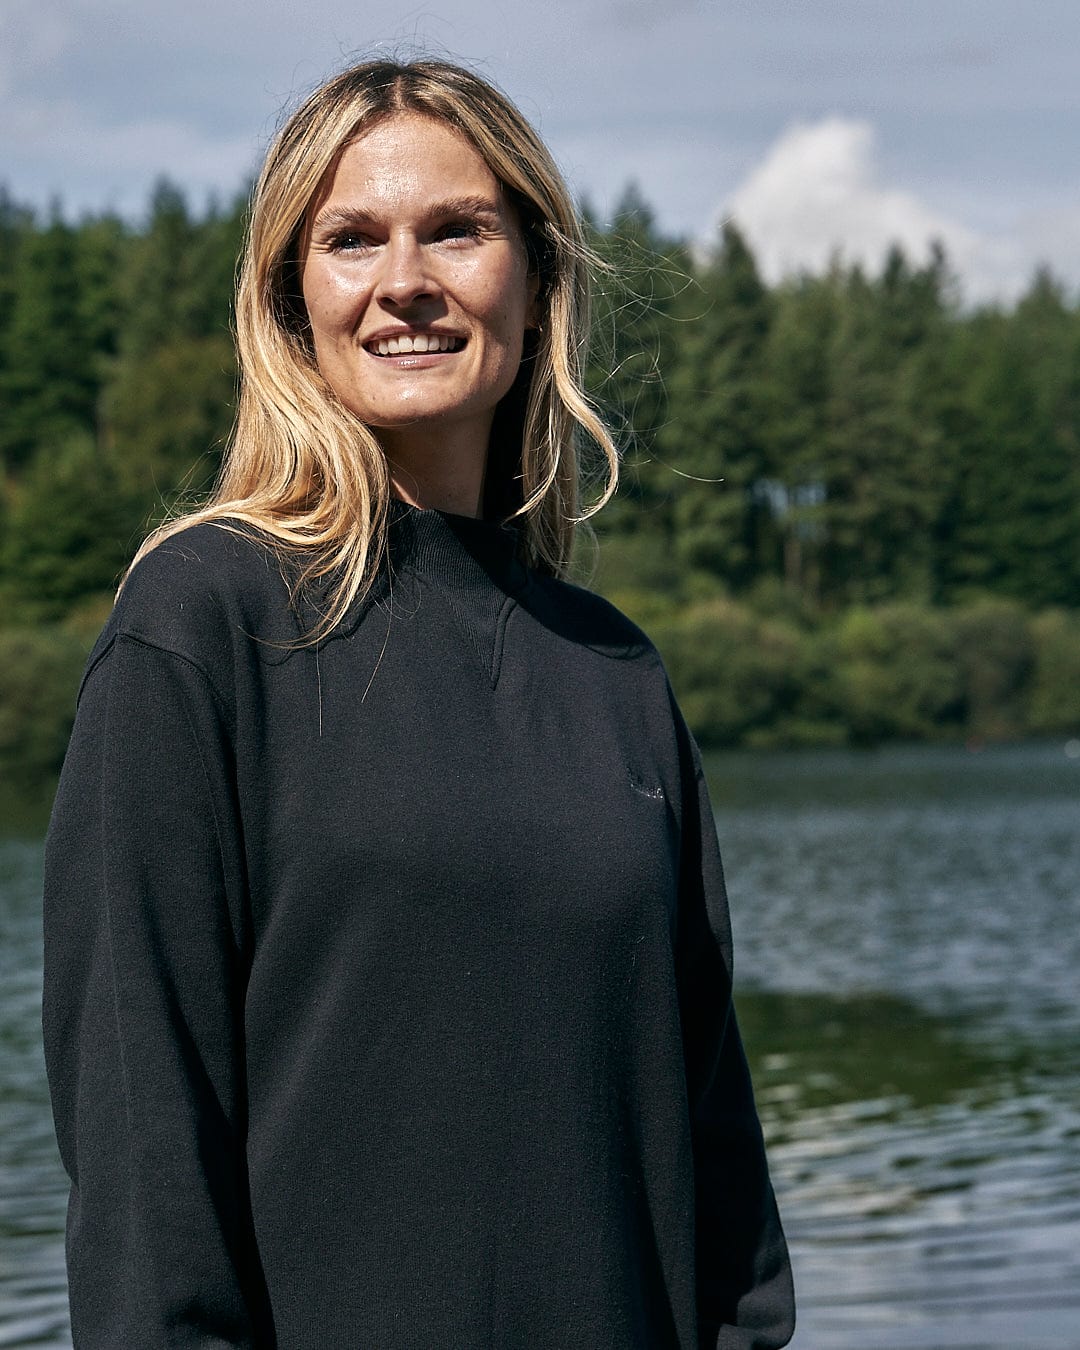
[628, 769, 665, 802]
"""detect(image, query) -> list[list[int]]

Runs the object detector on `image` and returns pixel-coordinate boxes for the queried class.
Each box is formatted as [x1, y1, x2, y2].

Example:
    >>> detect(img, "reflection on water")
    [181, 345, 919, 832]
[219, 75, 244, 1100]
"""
[716, 741, 1080, 1349]
[1, 742, 1078, 1347]
[741, 993, 1080, 1348]
[0, 841, 69, 1349]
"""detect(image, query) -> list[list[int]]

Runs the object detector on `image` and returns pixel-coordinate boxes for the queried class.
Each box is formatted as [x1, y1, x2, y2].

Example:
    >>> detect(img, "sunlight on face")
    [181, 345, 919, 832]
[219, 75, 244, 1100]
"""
[302, 113, 538, 485]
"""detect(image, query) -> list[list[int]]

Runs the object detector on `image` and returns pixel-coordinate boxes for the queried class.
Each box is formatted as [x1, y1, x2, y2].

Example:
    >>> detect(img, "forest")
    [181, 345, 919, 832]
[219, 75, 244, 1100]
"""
[2, 179, 1079, 804]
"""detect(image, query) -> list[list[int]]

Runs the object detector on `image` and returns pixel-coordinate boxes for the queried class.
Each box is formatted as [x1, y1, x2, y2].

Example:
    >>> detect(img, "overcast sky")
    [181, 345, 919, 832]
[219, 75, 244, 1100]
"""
[4, 0, 1080, 302]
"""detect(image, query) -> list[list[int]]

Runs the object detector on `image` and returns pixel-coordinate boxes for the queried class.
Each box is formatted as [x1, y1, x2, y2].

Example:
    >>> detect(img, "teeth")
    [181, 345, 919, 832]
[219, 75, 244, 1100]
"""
[371, 334, 461, 356]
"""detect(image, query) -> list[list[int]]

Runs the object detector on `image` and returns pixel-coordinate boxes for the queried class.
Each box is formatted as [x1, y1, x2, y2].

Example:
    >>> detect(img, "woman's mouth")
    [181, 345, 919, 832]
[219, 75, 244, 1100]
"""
[365, 334, 465, 357]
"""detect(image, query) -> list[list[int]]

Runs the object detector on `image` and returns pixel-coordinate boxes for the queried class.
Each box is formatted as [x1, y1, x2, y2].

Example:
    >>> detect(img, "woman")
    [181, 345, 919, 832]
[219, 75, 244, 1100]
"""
[43, 58, 795, 1349]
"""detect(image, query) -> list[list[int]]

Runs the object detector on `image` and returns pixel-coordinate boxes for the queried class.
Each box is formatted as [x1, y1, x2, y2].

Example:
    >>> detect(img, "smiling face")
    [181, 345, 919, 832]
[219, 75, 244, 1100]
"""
[300, 112, 538, 511]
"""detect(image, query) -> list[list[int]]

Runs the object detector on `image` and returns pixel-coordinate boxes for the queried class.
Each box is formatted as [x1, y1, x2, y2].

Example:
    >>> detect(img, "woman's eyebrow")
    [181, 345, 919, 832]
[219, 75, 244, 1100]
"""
[427, 194, 503, 221]
[311, 194, 504, 233]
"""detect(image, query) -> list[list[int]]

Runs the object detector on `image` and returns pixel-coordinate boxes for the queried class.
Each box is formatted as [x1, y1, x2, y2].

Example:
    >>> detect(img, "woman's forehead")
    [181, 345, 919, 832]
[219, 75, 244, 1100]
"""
[301, 113, 521, 248]
[328, 114, 502, 204]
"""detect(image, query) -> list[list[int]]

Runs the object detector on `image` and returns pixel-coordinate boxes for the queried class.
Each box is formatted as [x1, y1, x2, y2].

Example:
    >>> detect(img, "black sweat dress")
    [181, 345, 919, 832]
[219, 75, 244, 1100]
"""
[42, 506, 795, 1349]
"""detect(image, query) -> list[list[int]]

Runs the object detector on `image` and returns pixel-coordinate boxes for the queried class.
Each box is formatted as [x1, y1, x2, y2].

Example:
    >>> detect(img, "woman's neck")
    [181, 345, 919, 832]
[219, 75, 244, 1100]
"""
[380, 423, 489, 520]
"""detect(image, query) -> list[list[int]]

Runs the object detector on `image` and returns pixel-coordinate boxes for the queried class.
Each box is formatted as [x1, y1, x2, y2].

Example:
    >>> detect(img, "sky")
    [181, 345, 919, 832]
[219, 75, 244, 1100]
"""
[3, 0, 1080, 303]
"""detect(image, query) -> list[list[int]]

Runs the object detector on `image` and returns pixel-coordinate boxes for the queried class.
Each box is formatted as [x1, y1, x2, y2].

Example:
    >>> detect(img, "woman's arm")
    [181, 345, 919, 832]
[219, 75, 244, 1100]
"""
[43, 632, 273, 1347]
[673, 717, 796, 1350]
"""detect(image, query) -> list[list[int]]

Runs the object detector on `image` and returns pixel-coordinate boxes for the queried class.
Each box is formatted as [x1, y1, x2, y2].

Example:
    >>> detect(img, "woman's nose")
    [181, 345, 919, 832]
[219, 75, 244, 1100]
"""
[375, 233, 438, 308]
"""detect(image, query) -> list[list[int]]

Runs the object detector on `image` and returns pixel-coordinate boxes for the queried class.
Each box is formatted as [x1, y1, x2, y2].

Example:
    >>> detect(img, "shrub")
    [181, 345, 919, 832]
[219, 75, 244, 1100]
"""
[832, 605, 964, 742]
[953, 598, 1035, 738]
[1028, 609, 1080, 735]
[650, 598, 805, 746]
[0, 433, 139, 623]
[0, 627, 88, 796]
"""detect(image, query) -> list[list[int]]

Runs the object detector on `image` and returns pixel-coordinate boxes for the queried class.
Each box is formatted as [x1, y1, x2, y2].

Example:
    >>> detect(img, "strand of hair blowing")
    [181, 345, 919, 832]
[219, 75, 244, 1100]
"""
[122, 60, 620, 642]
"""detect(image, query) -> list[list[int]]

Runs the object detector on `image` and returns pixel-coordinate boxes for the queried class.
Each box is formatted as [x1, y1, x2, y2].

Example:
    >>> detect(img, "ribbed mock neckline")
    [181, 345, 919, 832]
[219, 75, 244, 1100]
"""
[387, 501, 528, 599]
[385, 504, 529, 685]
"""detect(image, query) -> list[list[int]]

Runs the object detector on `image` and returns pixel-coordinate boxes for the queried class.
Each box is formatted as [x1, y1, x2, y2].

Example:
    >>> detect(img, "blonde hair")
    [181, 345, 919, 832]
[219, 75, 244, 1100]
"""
[126, 58, 619, 637]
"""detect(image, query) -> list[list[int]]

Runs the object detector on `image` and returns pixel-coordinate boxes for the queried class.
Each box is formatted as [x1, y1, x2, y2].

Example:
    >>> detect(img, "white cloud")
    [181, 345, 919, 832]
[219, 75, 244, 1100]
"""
[6, 3, 1080, 303]
[725, 117, 977, 281]
[721, 115, 1080, 305]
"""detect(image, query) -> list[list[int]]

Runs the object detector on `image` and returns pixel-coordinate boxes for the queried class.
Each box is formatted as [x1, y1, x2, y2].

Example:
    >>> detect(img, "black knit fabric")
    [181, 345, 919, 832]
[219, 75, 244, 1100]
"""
[42, 508, 795, 1349]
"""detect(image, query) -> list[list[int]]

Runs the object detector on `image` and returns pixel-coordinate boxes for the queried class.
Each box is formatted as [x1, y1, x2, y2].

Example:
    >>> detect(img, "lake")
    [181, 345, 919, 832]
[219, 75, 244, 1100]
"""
[2, 742, 1078, 1348]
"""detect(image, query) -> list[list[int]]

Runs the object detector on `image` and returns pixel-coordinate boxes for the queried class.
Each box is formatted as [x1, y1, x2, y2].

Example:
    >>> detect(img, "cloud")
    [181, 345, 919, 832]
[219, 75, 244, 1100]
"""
[725, 117, 977, 279]
[6, 2, 1080, 303]
[721, 115, 1080, 305]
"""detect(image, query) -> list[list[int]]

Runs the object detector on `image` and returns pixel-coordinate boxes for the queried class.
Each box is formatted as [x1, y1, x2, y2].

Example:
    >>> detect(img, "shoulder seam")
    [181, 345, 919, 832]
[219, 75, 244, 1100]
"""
[76, 634, 118, 707]
[111, 630, 233, 725]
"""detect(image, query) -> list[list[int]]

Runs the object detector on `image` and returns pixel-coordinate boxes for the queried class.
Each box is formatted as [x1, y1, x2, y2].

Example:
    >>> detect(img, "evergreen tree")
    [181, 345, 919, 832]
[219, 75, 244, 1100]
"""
[0, 206, 100, 471]
[0, 191, 33, 398]
[182, 190, 248, 338]
[1008, 270, 1080, 606]
[815, 248, 951, 604]
[0, 432, 139, 622]
[120, 179, 199, 359]
[659, 222, 774, 587]
[74, 211, 128, 388]
[103, 332, 237, 509]
[759, 272, 840, 602]
[946, 304, 1076, 607]
[586, 185, 684, 538]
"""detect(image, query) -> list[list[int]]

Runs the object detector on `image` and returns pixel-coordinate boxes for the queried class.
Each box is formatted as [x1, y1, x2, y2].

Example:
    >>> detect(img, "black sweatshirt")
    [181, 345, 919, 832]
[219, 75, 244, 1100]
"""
[42, 506, 794, 1349]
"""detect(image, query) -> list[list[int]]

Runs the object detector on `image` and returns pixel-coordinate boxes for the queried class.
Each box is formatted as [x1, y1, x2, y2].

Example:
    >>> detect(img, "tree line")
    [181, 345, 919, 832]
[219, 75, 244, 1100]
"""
[1, 180, 1079, 802]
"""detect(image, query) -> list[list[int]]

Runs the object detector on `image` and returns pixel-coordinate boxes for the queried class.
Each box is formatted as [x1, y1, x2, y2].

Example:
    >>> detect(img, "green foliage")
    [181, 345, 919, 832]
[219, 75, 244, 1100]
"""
[757, 274, 838, 602]
[0, 210, 102, 470]
[104, 332, 236, 505]
[588, 528, 683, 601]
[119, 180, 243, 359]
[648, 598, 806, 747]
[807, 248, 954, 604]
[1, 180, 1079, 797]
[0, 627, 89, 794]
[585, 186, 686, 536]
[832, 605, 964, 742]
[660, 223, 775, 585]
[0, 432, 139, 623]
[953, 599, 1035, 739]
[1028, 610, 1080, 734]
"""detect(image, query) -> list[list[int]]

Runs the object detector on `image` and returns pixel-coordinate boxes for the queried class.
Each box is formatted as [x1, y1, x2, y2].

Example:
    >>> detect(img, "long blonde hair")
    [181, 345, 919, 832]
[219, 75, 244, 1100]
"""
[126, 58, 619, 636]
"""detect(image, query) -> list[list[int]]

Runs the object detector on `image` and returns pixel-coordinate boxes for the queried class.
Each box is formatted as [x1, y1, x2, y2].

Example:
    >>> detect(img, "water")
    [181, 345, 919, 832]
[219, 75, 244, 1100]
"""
[716, 742, 1080, 1349]
[0, 838, 69, 1348]
[1, 742, 1077, 1347]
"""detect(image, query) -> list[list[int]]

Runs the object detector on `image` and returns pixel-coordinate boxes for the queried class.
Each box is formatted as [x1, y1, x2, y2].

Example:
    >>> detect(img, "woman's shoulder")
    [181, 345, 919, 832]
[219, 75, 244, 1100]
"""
[93, 520, 301, 679]
[525, 573, 665, 670]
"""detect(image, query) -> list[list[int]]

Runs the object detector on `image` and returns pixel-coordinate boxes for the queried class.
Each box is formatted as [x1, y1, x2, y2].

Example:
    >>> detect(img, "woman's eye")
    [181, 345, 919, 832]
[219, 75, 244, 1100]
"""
[330, 232, 373, 252]
[438, 221, 480, 242]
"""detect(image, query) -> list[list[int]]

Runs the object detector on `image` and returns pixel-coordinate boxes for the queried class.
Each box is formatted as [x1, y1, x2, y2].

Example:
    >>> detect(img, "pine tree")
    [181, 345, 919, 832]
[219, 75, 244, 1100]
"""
[586, 185, 685, 538]
[759, 272, 840, 603]
[0, 206, 100, 471]
[0, 432, 139, 622]
[945, 295, 1077, 608]
[103, 333, 237, 510]
[120, 179, 198, 359]
[659, 221, 774, 587]
[815, 247, 952, 604]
